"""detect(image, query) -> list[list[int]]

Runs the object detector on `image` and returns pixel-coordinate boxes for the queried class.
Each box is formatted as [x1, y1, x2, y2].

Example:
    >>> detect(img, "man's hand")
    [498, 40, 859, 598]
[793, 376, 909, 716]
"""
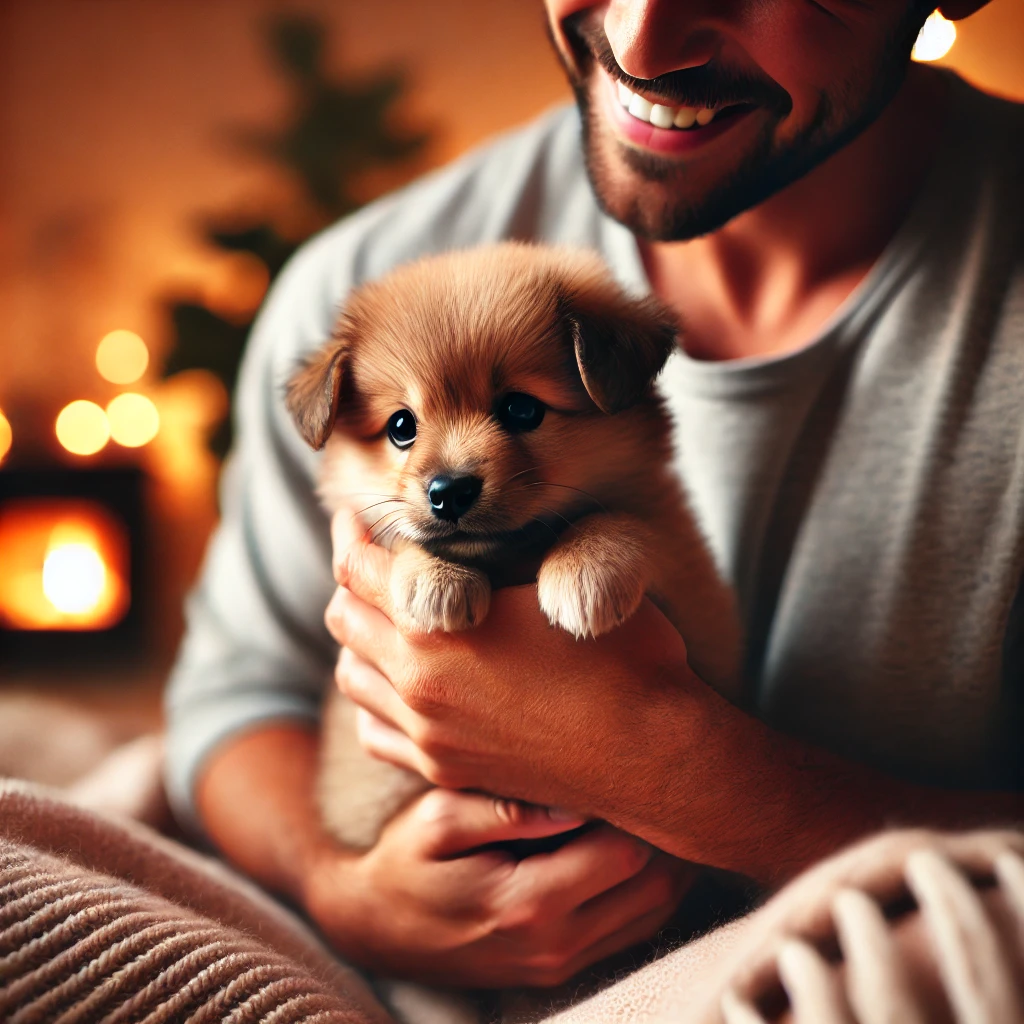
[326, 506, 856, 885]
[327, 508, 1024, 887]
[305, 786, 697, 988]
[197, 725, 695, 987]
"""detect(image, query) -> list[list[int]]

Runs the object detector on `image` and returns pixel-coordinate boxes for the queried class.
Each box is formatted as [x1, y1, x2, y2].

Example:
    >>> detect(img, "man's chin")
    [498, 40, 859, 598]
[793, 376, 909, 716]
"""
[581, 119, 772, 242]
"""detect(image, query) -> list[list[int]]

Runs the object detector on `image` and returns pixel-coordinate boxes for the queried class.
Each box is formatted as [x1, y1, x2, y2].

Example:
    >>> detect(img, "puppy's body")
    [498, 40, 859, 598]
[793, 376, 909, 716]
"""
[288, 243, 741, 1021]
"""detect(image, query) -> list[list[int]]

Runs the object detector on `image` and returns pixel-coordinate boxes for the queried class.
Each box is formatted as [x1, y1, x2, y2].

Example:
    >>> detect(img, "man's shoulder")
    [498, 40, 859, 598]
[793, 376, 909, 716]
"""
[953, 76, 1024, 193]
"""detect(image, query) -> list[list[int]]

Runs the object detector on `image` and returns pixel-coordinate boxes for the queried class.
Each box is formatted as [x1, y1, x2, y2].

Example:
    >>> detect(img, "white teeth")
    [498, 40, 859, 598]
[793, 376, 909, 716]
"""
[673, 107, 697, 129]
[615, 80, 724, 131]
[628, 94, 653, 121]
[649, 103, 675, 129]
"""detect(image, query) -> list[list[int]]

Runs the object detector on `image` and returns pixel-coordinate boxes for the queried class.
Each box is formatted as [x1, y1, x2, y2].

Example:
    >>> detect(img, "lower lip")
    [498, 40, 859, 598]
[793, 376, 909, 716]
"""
[601, 74, 753, 156]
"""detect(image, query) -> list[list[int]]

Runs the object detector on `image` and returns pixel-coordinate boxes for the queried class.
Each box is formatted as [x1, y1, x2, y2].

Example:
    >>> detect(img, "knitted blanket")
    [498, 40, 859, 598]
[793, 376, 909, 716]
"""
[4, 777, 1023, 1023]
[0, 779, 391, 1024]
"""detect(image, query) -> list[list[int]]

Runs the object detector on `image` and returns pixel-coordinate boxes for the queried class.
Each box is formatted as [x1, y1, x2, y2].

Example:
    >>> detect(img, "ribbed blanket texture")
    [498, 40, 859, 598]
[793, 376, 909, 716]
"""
[0, 779, 390, 1024]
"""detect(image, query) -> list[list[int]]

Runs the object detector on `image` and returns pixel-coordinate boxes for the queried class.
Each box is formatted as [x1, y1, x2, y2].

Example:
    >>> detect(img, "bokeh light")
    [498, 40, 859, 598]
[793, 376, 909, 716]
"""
[56, 400, 110, 456]
[42, 542, 107, 615]
[0, 410, 11, 464]
[912, 11, 957, 62]
[96, 330, 150, 384]
[106, 392, 160, 448]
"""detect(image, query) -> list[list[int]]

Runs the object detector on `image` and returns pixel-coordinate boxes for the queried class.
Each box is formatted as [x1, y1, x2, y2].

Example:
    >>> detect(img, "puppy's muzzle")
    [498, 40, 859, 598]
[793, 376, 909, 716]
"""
[428, 475, 482, 523]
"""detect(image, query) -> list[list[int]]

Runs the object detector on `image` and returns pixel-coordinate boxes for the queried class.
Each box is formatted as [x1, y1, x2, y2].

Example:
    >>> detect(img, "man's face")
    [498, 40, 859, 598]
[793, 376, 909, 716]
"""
[546, 0, 931, 241]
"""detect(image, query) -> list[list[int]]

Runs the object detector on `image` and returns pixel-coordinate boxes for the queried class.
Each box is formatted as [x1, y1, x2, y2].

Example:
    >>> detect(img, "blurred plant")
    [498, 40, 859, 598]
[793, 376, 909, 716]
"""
[161, 14, 427, 457]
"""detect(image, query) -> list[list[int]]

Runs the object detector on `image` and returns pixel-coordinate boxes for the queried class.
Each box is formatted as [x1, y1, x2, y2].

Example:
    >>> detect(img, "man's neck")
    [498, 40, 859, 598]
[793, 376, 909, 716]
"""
[641, 65, 952, 363]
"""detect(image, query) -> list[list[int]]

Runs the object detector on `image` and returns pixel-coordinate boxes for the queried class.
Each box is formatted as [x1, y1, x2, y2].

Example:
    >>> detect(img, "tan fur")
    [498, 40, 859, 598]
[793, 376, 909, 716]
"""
[287, 242, 742, 854]
[289, 242, 743, 1024]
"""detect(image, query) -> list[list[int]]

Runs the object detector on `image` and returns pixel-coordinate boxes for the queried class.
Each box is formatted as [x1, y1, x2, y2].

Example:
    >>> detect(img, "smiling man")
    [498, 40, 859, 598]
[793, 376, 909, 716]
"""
[166, 0, 1024, 999]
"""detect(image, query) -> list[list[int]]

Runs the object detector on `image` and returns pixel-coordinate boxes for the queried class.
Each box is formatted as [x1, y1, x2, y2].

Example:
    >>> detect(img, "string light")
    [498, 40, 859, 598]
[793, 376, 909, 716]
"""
[96, 330, 149, 385]
[106, 393, 160, 448]
[56, 401, 110, 456]
[912, 10, 957, 62]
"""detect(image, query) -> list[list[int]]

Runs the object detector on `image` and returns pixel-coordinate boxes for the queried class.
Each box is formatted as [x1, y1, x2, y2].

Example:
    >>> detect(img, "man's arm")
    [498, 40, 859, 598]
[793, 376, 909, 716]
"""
[195, 724, 332, 903]
[194, 721, 696, 987]
[327, 511, 1024, 889]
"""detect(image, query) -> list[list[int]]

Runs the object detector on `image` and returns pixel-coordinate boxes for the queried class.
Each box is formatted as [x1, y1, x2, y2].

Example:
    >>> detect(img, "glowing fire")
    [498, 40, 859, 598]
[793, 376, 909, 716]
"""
[0, 501, 130, 631]
[912, 10, 957, 63]
[43, 543, 108, 614]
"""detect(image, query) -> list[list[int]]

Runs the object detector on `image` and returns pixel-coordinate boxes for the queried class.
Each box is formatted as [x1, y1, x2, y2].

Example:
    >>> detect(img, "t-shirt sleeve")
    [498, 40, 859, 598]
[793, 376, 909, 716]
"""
[163, 232, 348, 836]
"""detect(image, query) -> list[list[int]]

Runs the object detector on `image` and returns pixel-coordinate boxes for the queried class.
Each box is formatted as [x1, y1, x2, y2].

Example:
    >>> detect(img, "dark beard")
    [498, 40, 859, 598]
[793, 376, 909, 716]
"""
[556, 10, 927, 242]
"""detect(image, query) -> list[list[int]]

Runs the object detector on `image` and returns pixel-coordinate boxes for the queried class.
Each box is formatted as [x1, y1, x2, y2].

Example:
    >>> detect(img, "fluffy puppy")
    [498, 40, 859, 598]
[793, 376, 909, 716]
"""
[287, 242, 740, 852]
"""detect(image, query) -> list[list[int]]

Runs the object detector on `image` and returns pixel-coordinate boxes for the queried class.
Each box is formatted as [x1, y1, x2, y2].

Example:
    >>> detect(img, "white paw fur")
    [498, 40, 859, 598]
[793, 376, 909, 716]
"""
[391, 549, 491, 633]
[537, 514, 651, 639]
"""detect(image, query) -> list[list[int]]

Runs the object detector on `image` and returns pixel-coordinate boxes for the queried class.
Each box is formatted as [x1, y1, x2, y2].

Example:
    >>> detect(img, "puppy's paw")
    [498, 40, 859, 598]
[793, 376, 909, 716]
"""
[392, 553, 491, 633]
[537, 516, 650, 639]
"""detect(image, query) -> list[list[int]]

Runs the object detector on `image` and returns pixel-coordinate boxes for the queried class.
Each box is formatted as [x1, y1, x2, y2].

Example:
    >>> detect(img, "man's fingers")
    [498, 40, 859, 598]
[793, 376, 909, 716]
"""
[330, 506, 395, 616]
[326, 587, 406, 685]
[508, 824, 656, 915]
[572, 853, 698, 938]
[354, 707, 423, 774]
[414, 789, 586, 859]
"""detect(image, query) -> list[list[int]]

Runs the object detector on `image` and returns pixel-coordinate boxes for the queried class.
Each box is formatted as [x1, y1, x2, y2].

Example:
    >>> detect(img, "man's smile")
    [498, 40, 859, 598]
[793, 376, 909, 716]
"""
[599, 69, 759, 157]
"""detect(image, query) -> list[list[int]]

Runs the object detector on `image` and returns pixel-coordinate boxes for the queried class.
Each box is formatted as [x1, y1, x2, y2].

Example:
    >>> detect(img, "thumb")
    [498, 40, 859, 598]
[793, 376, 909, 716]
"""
[415, 789, 586, 858]
[330, 502, 395, 615]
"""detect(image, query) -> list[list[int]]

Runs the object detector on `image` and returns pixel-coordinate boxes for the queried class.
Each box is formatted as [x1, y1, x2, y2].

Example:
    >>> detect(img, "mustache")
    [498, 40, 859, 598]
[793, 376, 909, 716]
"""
[564, 10, 791, 116]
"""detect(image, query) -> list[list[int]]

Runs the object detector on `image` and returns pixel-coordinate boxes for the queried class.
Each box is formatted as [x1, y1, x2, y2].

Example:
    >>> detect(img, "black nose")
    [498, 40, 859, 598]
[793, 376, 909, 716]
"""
[428, 475, 482, 522]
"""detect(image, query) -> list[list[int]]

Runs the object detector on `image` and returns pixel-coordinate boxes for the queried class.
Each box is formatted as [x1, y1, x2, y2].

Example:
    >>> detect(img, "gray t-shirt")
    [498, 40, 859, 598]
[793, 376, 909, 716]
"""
[165, 74, 1024, 831]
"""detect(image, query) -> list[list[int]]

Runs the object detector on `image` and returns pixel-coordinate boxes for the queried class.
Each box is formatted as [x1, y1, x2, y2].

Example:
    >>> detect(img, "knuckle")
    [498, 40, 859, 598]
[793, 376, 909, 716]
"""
[420, 758, 465, 791]
[324, 593, 347, 641]
[496, 897, 546, 933]
[413, 788, 458, 845]
[400, 667, 447, 716]
[414, 787, 458, 828]
[492, 798, 532, 828]
[331, 543, 355, 587]
[609, 836, 651, 877]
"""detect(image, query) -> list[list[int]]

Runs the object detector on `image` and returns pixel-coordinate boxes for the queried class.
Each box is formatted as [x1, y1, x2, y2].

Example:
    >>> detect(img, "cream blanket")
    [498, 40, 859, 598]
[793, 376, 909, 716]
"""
[4, 777, 1024, 1023]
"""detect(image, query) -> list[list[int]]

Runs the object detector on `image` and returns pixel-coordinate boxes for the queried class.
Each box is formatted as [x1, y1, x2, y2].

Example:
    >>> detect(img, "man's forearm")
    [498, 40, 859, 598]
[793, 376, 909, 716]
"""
[195, 723, 353, 904]
[635, 699, 1024, 888]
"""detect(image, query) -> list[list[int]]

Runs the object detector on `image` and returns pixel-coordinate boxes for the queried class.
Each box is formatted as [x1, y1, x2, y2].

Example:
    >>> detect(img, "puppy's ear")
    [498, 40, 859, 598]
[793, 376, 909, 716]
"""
[562, 288, 678, 415]
[286, 326, 350, 450]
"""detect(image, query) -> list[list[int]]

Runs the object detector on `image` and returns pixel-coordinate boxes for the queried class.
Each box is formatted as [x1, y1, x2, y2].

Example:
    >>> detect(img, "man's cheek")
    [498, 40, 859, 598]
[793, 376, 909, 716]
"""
[544, 0, 594, 71]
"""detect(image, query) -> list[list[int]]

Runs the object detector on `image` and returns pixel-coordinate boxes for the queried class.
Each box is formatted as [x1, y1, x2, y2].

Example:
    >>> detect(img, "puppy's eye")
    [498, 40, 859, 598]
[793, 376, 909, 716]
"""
[387, 409, 417, 449]
[497, 392, 545, 433]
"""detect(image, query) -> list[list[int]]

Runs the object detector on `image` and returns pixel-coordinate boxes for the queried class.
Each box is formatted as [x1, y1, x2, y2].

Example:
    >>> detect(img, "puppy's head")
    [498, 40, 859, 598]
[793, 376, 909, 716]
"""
[287, 243, 677, 559]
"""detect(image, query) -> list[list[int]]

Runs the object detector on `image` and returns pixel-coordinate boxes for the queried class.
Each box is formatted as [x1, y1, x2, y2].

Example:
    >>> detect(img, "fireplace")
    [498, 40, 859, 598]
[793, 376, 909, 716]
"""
[0, 468, 146, 667]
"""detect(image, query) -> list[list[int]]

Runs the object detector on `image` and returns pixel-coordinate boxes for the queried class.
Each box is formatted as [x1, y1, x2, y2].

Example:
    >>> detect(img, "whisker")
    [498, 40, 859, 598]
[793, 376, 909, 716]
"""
[523, 481, 608, 514]
[535, 505, 576, 532]
[527, 516, 562, 544]
[334, 491, 405, 501]
[353, 498, 405, 518]
[363, 507, 404, 543]
[373, 519, 407, 549]
[499, 466, 542, 489]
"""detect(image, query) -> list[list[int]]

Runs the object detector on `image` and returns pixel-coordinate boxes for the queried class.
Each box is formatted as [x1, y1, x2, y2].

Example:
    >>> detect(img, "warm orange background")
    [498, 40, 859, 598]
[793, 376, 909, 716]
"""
[1, 0, 1021, 412]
